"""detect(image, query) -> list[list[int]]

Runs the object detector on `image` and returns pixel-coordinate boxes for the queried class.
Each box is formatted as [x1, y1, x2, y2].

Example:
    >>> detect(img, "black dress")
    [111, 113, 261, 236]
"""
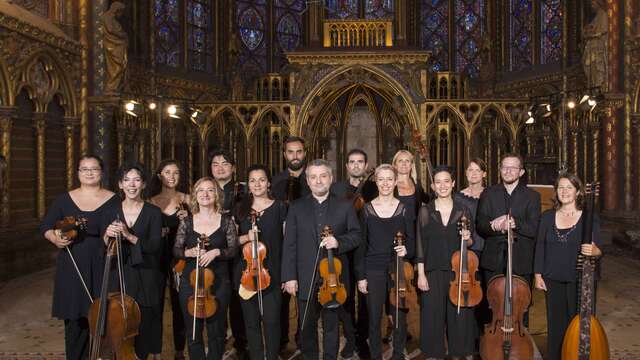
[162, 210, 186, 354]
[39, 192, 118, 360]
[354, 202, 414, 360]
[174, 214, 238, 360]
[534, 210, 602, 360]
[415, 200, 477, 358]
[99, 201, 165, 358]
[236, 200, 287, 360]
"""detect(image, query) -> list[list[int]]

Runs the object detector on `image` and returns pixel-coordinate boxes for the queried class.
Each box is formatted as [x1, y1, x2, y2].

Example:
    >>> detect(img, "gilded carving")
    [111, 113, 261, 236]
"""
[33, 114, 46, 219]
[101, 2, 127, 95]
[0, 108, 13, 227]
[583, 0, 609, 90]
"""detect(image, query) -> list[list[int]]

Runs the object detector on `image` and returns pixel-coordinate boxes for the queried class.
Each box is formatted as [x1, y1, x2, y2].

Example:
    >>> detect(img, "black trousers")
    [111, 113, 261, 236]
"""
[545, 279, 577, 360]
[180, 276, 231, 360]
[168, 280, 186, 353]
[241, 288, 282, 360]
[281, 291, 301, 349]
[419, 270, 477, 358]
[297, 297, 340, 360]
[230, 261, 248, 351]
[343, 261, 368, 353]
[135, 304, 164, 358]
[366, 270, 407, 360]
[64, 318, 90, 360]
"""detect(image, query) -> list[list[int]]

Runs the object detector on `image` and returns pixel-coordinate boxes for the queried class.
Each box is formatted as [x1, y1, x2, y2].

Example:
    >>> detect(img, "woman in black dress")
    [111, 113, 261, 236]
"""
[455, 158, 486, 252]
[174, 177, 238, 360]
[391, 150, 427, 220]
[416, 166, 476, 360]
[534, 173, 602, 360]
[355, 164, 414, 360]
[235, 165, 287, 360]
[102, 163, 164, 359]
[149, 159, 190, 359]
[40, 154, 117, 360]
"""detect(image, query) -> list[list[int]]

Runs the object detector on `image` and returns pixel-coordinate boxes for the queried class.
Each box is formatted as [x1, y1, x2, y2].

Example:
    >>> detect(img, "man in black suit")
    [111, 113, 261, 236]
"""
[272, 136, 311, 202]
[282, 159, 361, 360]
[476, 153, 541, 283]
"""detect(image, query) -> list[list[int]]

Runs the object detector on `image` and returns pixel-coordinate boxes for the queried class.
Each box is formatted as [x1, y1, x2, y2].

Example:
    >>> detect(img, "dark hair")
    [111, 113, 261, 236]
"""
[346, 148, 368, 164]
[235, 164, 273, 221]
[209, 149, 235, 166]
[116, 163, 148, 199]
[147, 159, 182, 198]
[467, 157, 487, 172]
[553, 172, 585, 210]
[500, 153, 524, 168]
[433, 165, 455, 181]
[77, 154, 104, 171]
[283, 136, 305, 147]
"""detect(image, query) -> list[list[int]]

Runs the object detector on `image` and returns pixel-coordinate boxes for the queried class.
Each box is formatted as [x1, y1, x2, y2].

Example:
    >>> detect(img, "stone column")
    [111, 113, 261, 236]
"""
[308, 1, 322, 47]
[138, 130, 146, 166]
[571, 128, 579, 174]
[92, 103, 118, 188]
[186, 126, 195, 188]
[63, 117, 79, 190]
[33, 113, 47, 219]
[117, 121, 126, 169]
[0, 107, 14, 227]
[395, 0, 407, 46]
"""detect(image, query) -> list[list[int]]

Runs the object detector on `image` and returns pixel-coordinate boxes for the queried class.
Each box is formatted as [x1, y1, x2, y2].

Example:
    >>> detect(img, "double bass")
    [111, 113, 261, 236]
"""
[389, 231, 414, 328]
[561, 183, 609, 360]
[318, 226, 347, 308]
[187, 233, 218, 339]
[479, 212, 533, 360]
[449, 213, 482, 313]
[88, 219, 141, 360]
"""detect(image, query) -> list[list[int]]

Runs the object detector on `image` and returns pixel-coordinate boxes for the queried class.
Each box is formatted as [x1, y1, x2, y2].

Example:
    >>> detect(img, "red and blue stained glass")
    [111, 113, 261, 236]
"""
[510, 0, 533, 70]
[541, 0, 562, 64]
[237, 0, 267, 74]
[420, 0, 449, 72]
[365, 0, 394, 19]
[275, 0, 303, 69]
[326, 0, 358, 19]
[187, 0, 213, 72]
[155, 0, 180, 67]
[455, 0, 483, 77]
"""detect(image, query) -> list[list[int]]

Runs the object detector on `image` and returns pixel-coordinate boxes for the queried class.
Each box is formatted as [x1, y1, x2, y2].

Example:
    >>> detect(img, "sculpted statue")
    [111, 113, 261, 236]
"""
[230, 72, 244, 101]
[102, 2, 128, 94]
[582, 0, 608, 90]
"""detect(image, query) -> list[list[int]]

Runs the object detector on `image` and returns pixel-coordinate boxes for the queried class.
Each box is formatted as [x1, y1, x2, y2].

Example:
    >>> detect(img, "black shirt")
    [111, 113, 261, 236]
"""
[314, 197, 330, 237]
[454, 192, 485, 252]
[416, 199, 475, 271]
[271, 168, 310, 203]
[534, 210, 602, 282]
[331, 179, 377, 204]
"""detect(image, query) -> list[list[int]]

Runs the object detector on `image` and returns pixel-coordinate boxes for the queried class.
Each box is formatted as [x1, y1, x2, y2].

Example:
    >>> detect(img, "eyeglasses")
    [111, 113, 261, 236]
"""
[500, 166, 522, 172]
[78, 168, 101, 173]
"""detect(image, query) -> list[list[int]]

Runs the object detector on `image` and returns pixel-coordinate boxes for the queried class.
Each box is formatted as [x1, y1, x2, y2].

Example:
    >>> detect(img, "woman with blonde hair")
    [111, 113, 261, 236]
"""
[391, 150, 427, 220]
[174, 177, 238, 359]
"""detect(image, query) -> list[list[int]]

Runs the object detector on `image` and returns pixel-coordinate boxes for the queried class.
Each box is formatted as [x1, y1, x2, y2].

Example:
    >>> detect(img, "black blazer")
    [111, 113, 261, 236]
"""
[281, 194, 361, 301]
[476, 182, 541, 275]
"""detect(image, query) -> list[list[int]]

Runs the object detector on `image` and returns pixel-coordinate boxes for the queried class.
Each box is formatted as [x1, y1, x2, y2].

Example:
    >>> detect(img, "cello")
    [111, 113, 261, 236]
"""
[449, 213, 482, 313]
[561, 183, 609, 360]
[389, 231, 414, 328]
[88, 219, 141, 360]
[318, 226, 347, 308]
[187, 233, 218, 340]
[479, 212, 533, 360]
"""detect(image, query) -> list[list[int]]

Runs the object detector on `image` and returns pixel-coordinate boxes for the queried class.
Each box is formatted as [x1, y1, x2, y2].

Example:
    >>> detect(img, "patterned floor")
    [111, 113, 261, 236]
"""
[0, 245, 638, 359]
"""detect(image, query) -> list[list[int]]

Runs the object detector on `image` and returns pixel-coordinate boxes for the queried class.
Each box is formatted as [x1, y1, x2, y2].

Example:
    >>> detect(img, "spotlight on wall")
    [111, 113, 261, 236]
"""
[124, 100, 142, 117]
[567, 99, 576, 109]
[578, 95, 593, 111]
[148, 102, 157, 110]
[189, 107, 206, 124]
[167, 104, 181, 119]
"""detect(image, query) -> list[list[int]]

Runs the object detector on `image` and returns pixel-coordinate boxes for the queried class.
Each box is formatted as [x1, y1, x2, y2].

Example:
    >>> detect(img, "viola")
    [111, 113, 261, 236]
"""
[88, 227, 141, 360]
[187, 233, 218, 339]
[479, 212, 533, 360]
[561, 183, 609, 360]
[240, 210, 271, 293]
[389, 231, 414, 327]
[55, 216, 88, 240]
[449, 213, 482, 312]
[173, 202, 190, 276]
[318, 226, 347, 308]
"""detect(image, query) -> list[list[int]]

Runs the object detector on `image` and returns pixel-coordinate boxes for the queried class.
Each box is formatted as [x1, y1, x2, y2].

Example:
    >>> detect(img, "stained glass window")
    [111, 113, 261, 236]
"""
[275, 0, 304, 69]
[510, 0, 533, 71]
[455, 0, 483, 77]
[326, 0, 358, 19]
[420, 0, 449, 72]
[541, 0, 562, 64]
[237, 0, 268, 75]
[187, 0, 213, 72]
[365, 0, 394, 19]
[155, 0, 180, 67]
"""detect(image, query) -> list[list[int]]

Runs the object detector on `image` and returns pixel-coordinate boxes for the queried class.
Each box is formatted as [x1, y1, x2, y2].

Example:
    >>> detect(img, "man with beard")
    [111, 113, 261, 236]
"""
[476, 153, 541, 294]
[210, 149, 248, 359]
[270, 136, 310, 354]
[282, 159, 361, 360]
[330, 149, 376, 359]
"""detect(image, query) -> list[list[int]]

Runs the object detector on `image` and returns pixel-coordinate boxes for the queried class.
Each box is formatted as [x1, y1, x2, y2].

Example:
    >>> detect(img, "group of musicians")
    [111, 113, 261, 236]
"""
[41, 135, 603, 360]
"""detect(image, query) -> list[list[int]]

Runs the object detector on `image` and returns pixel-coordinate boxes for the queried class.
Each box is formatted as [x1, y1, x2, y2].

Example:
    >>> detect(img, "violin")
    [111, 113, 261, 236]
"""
[449, 213, 482, 312]
[55, 216, 88, 240]
[173, 202, 190, 276]
[317, 226, 347, 308]
[480, 212, 533, 360]
[348, 168, 375, 212]
[561, 183, 609, 360]
[88, 225, 141, 360]
[187, 233, 218, 339]
[389, 231, 414, 327]
[240, 210, 271, 293]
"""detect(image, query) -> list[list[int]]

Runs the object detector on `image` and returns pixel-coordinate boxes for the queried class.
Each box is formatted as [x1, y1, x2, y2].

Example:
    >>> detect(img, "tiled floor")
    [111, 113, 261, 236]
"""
[0, 245, 638, 359]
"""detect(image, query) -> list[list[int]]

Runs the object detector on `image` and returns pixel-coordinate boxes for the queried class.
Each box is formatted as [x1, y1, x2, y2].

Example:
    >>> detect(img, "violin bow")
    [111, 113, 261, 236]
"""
[59, 236, 93, 303]
[114, 214, 128, 320]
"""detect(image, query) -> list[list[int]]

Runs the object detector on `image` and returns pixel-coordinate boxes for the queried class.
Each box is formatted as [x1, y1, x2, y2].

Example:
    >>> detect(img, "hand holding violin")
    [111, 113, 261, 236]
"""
[284, 280, 298, 295]
[104, 220, 137, 244]
[46, 230, 72, 248]
[394, 244, 407, 257]
[321, 235, 338, 249]
[357, 279, 368, 294]
[199, 248, 221, 267]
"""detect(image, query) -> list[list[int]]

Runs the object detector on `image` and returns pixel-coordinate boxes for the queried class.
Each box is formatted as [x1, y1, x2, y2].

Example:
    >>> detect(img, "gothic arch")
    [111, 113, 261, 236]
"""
[426, 103, 467, 135]
[297, 64, 420, 136]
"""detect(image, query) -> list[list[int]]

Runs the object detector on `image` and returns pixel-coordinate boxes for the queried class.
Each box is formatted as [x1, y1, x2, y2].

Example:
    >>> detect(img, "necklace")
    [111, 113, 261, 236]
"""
[558, 209, 576, 217]
[554, 223, 577, 243]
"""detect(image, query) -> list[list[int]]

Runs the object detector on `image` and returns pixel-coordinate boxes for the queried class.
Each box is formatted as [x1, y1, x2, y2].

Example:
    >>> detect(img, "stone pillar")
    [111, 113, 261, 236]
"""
[63, 117, 79, 190]
[117, 121, 126, 169]
[395, 0, 407, 46]
[0, 107, 14, 227]
[33, 113, 47, 219]
[308, 1, 322, 47]
[92, 103, 117, 188]
[571, 128, 579, 174]
[186, 126, 195, 188]
[138, 130, 146, 166]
